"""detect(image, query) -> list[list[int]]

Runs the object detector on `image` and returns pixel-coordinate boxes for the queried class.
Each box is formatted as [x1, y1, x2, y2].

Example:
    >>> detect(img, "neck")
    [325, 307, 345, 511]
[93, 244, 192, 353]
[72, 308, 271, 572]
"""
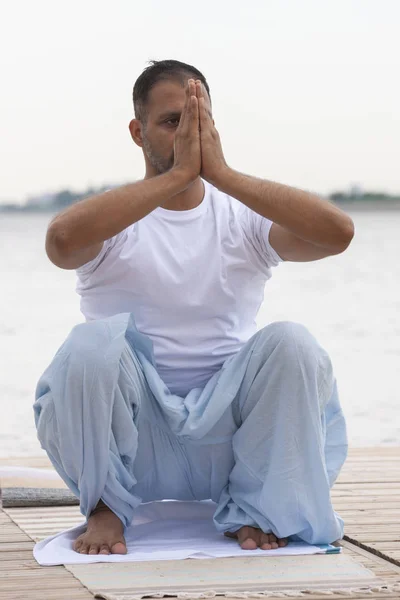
[145, 168, 205, 211]
[161, 177, 205, 210]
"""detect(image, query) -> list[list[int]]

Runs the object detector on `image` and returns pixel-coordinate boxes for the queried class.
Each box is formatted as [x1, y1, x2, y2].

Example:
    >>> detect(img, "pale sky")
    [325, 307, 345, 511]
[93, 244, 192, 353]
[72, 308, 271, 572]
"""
[1, 0, 399, 204]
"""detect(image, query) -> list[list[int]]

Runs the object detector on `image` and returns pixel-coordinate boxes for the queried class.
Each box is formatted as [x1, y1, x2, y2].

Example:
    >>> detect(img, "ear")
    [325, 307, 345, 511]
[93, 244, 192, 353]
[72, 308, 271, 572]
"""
[129, 119, 144, 147]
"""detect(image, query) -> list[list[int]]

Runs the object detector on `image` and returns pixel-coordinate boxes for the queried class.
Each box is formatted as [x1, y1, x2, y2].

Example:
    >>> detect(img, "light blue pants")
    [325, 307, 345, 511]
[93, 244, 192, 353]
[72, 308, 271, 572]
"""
[34, 313, 348, 545]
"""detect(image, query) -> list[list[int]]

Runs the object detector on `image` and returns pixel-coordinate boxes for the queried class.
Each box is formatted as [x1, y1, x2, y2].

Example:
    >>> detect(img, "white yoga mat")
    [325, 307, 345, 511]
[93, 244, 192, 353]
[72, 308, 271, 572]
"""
[34, 500, 340, 565]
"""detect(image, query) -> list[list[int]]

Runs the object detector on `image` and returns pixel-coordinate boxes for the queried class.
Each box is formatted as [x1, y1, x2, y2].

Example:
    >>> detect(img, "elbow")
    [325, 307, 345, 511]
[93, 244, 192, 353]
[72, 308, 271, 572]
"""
[332, 217, 355, 254]
[45, 221, 73, 265]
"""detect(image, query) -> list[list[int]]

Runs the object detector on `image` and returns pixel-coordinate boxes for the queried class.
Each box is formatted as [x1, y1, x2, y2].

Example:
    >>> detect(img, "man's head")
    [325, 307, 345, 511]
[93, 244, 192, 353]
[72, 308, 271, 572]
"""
[129, 59, 212, 176]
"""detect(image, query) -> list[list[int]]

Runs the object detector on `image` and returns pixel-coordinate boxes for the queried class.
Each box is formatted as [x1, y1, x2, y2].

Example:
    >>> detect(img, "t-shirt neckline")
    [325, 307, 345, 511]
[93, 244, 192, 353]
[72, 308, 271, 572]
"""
[152, 179, 209, 221]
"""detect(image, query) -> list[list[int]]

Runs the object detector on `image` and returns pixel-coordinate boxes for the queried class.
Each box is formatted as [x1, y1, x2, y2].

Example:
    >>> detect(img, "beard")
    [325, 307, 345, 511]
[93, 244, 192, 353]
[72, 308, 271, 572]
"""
[142, 136, 174, 175]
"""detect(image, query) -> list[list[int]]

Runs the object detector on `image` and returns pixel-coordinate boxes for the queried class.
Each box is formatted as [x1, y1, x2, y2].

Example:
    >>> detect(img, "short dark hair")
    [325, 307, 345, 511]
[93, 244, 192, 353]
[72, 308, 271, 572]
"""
[133, 59, 211, 123]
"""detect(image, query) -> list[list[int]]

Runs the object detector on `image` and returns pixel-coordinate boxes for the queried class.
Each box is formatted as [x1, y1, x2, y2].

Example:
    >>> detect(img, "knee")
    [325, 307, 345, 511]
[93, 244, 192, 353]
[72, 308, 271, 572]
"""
[63, 320, 111, 368]
[35, 321, 111, 406]
[256, 321, 334, 407]
[259, 320, 315, 349]
[256, 321, 324, 364]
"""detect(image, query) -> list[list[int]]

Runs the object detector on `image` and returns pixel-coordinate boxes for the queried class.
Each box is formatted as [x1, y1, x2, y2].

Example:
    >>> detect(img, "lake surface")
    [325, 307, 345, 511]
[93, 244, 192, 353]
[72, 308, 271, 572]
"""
[0, 210, 399, 456]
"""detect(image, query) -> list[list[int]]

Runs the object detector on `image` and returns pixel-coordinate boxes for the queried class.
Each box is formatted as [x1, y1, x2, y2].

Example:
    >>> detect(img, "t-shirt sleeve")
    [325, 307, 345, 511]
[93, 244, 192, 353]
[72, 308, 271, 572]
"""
[239, 205, 283, 270]
[75, 230, 126, 280]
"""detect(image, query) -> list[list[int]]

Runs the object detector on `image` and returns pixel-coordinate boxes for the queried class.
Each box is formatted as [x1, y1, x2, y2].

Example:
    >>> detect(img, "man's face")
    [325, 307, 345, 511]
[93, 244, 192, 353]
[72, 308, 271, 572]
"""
[135, 78, 212, 175]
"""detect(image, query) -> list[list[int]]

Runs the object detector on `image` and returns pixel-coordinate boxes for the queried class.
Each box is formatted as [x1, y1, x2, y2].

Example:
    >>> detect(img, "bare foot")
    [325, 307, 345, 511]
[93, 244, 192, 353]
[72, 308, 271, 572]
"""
[225, 526, 288, 550]
[73, 501, 127, 555]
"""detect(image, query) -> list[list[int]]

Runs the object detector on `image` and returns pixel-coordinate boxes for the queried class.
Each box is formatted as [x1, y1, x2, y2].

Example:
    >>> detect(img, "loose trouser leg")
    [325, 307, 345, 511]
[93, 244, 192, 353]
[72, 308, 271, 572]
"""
[213, 321, 348, 545]
[33, 315, 218, 528]
[34, 320, 148, 528]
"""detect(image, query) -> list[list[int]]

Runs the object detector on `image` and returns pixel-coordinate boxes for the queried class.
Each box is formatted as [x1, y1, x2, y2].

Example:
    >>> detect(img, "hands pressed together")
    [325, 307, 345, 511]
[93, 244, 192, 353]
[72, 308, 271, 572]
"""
[172, 79, 228, 187]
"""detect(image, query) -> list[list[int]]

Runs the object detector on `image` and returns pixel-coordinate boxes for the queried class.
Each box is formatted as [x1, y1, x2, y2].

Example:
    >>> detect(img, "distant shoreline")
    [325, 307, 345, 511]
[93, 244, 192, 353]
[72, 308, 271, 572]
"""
[336, 200, 400, 211]
[2, 200, 400, 213]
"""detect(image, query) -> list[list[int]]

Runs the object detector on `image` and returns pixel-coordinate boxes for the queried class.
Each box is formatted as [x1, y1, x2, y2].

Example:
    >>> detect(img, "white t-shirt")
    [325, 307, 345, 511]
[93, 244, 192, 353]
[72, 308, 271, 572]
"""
[76, 179, 283, 395]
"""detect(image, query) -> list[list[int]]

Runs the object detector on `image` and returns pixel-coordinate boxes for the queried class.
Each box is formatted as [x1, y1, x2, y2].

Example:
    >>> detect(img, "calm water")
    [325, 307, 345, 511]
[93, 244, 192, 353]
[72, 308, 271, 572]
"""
[1, 210, 399, 456]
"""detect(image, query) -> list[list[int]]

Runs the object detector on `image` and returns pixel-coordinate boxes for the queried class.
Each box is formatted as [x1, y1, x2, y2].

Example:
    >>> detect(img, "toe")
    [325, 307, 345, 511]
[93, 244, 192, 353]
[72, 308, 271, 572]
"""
[268, 535, 278, 549]
[111, 541, 127, 555]
[237, 527, 259, 550]
[241, 538, 258, 550]
[260, 533, 272, 550]
[73, 539, 83, 552]
[88, 544, 99, 555]
[79, 544, 89, 554]
[278, 538, 288, 547]
[99, 545, 111, 555]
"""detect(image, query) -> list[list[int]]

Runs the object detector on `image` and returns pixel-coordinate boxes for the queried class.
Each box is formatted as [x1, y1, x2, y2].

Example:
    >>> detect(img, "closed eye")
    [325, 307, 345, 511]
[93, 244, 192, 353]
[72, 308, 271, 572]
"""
[165, 118, 180, 127]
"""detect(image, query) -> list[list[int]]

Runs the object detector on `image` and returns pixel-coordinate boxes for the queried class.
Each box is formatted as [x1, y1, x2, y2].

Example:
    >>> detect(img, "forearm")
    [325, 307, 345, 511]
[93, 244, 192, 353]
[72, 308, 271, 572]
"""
[47, 169, 190, 254]
[215, 168, 354, 251]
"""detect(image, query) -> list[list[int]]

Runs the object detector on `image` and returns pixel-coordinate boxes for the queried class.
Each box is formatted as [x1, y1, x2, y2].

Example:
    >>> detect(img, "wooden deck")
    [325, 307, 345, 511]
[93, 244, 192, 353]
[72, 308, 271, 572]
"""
[1, 447, 400, 599]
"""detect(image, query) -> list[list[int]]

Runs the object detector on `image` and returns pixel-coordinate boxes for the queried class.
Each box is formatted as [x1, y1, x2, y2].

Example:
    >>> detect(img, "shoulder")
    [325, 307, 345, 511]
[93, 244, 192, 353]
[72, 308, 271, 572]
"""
[76, 223, 136, 280]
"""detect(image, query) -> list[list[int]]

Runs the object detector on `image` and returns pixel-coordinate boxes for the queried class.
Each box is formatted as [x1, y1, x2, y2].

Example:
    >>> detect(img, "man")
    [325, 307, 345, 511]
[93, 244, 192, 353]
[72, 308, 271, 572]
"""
[34, 59, 354, 556]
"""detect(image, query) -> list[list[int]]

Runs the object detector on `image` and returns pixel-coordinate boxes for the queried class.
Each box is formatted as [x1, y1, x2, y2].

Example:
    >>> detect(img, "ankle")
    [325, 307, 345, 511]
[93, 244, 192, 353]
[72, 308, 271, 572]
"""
[90, 500, 112, 517]
[87, 502, 124, 532]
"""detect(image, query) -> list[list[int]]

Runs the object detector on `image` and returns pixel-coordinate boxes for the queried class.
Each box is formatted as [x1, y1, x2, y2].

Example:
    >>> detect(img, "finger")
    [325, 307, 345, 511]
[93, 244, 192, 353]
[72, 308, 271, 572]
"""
[187, 78, 196, 108]
[177, 79, 192, 132]
[181, 79, 196, 131]
[185, 78, 195, 102]
[199, 97, 208, 131]
[199, 95, 214, 131]
[189, 78, 196, 96]
[189, 95, 199, 132]
[195, 79, 203, 100]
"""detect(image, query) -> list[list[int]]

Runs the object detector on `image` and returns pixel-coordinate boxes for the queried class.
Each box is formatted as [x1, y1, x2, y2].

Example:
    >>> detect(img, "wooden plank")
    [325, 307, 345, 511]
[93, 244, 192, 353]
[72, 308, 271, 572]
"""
[6, 506, 82, 515]
[367, 543, 400, 551]
[0, 541, 35, 551]
[343, 517, 400, 525]
[334, 499, 400, 507]
[0, 559, 43, 570]
[0, 509, 93, 599]
[0, 593, 93, 600]
[1, 447, 400, 600]
[337, 444, 400, 571]
[0, 550, 42, 561]
[335, 509, 400, 516]
[335, 482, 400, 488]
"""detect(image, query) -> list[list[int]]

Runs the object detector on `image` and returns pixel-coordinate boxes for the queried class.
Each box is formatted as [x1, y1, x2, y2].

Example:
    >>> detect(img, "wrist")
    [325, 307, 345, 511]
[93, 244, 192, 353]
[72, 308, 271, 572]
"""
[168, 166, 198, 192]
[164, 167, 194, 194]
[207, 164, 232, 190]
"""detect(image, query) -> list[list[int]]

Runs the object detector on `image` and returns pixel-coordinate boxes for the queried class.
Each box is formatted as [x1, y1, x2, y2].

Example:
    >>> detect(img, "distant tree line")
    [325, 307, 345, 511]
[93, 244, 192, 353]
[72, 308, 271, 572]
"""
[0, 185, 113, 212]
[330, 191, 400, 202]
[1, 185, 400, 212]
[49, 185, 111, 209]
